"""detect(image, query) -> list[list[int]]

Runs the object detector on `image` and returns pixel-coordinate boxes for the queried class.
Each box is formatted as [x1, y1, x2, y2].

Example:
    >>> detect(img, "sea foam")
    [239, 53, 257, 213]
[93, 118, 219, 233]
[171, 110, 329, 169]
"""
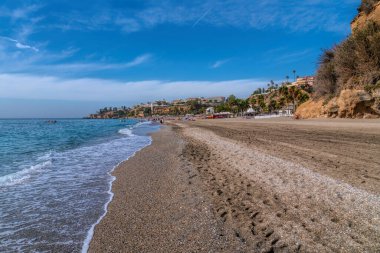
[118, 128, 135, 136]
[0, 119, 155, 252]
[0, 160, 52, 187]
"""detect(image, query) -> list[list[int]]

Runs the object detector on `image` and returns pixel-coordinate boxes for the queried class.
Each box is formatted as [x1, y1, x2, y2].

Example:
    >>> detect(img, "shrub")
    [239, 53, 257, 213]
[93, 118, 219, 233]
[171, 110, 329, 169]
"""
[314, 21, 380, 97]
[358, 0, 379, 14]
[334, 37, 357, 89]
[314, 49, 337, 98]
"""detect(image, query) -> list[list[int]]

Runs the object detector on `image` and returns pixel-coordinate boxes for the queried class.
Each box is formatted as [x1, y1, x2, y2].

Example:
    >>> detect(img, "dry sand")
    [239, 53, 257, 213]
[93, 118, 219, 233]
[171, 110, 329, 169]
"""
[90, 118, 380, 252]
[89, 126, 243, 252]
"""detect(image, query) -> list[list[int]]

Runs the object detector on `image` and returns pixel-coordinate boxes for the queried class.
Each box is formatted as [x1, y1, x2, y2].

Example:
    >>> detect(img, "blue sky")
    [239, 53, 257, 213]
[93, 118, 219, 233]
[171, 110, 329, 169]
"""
[0, 0, 359, 117]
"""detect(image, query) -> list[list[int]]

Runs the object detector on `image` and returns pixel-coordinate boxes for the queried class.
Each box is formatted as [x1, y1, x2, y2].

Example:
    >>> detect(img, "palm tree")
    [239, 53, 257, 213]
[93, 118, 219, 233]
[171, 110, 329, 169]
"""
[279, 85, 288, 96]
[286, 75, 289, 83]
[293, 70, 296, 82]
[287, 86, 303, 112]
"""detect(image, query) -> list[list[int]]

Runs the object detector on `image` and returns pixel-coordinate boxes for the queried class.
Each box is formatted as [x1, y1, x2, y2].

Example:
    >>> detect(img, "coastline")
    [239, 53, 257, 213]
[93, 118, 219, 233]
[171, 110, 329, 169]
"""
[89, 126, 241, 252]
[89, 118, 380, 252]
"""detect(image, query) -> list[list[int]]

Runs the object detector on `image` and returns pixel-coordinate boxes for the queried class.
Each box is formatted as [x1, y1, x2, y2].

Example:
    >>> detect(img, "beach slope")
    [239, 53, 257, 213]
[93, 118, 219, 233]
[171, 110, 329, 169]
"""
[91, 118, 380, 252]
[89, 126, 242, 252]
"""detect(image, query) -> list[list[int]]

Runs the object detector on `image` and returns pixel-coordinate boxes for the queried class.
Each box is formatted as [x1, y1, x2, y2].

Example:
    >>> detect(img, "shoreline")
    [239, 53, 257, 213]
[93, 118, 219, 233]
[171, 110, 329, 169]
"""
[89, 118, 380, 252]
[89, 126, 240, 252]
[82, 134, 153, 253]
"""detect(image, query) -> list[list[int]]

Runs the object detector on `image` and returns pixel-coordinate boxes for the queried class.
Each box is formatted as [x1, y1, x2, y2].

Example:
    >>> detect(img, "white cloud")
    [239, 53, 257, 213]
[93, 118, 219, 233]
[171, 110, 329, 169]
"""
[126, 54, 151, 67]
[0, 4, 42, 20]
[0, 36, 39, 52]
[0, 50, 151, 74]
[211, 59, 230, 69]
[46, 0, 355, 34]
[192, 8, 212, 27]
[0, 73, 264, 103]
[40, 53, 151, 72]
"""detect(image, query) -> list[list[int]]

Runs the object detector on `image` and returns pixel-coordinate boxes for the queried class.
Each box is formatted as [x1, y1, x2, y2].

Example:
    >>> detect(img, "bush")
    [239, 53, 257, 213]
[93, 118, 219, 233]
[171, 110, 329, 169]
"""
[334, 37, 357, 89]
[314, 49, 337, 98]
[358, 0, 379, 14]
[314, 21, 380, 97]
[352, 22, 380, 75]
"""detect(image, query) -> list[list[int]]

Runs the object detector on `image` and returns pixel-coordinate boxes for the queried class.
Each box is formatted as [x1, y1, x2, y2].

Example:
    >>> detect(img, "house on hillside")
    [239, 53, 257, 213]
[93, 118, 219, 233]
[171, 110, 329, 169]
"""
[244, 107, 256, 116]
[206, 107, 215, 115]
[207, 96, 225, 104]
[278, 104, 294, 116]
[291, 76, 315, 87]
[172, 99, 186, 105]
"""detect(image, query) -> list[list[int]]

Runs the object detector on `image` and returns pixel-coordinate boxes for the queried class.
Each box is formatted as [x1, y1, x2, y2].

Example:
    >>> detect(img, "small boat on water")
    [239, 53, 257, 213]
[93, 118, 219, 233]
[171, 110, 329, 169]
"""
[46, 120, 57, 124]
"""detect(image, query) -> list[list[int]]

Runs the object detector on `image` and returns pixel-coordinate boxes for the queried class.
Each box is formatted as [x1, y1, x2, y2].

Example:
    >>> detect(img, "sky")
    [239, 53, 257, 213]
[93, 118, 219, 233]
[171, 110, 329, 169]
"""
[0, 0, 359, 118]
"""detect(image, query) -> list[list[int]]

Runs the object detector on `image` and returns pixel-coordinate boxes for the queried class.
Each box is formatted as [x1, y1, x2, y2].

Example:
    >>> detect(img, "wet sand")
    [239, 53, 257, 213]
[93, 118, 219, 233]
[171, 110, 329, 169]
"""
[89, 126, 242, 252]
[90, 118, 380, 252]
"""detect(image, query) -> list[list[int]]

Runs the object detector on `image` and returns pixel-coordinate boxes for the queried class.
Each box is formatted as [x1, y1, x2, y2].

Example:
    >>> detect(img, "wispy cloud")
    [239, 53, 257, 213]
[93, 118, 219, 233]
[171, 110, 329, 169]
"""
[0, 36, 39, 52]
[211, 59, 230, 69]
[0, 4, 42, 21]
[192, 8, 212, 28]
[39, 0, 356, 34]
[126, 54, 152, 67]
[275, 50, 313, 64]
[0, 73, 265, 102]
[0, 52, 152, 74]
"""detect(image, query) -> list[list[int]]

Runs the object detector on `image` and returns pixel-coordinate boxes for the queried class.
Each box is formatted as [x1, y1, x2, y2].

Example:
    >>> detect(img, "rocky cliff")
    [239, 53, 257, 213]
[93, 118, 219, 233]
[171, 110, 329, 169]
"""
[351, 2, 380, 31]
[296, 1, 380, 119]
[296, 89, 380, 119]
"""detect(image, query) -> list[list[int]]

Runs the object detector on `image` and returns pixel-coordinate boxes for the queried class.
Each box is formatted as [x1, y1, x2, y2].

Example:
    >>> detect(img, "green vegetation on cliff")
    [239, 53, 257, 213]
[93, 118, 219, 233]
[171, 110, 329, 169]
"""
[315, 0, 380, 98]
[297, 0, 380, 119]
[315, 21, 380, 98]
[358, 0, 380, 14]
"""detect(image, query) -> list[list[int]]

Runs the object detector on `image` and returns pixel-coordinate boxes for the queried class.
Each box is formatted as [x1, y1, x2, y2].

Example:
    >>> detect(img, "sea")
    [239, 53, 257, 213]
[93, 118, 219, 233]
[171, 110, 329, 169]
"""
[0, 119, 159, 252]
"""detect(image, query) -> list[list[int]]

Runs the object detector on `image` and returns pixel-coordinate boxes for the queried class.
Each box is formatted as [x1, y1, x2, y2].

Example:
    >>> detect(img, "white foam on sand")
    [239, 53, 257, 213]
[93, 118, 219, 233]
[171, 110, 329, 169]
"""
[80, 137, 152, 253]
[118, 128, 135, 136]
[0, 160, 52, 187]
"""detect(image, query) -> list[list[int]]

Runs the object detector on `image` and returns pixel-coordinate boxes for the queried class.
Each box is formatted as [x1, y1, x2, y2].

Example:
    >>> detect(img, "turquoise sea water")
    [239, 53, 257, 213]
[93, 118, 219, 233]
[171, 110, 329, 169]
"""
[0, 119, 158, 252]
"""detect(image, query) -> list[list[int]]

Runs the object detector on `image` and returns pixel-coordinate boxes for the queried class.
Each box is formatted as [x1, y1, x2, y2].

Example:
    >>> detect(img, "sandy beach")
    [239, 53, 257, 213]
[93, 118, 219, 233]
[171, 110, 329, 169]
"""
[90, 118, 380, 252]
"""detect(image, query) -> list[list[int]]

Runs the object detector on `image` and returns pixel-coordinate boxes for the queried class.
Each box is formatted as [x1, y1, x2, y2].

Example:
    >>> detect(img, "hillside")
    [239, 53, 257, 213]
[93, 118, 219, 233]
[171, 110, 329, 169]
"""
[351, 0, 380, 30]
[296, 0, 380, 119]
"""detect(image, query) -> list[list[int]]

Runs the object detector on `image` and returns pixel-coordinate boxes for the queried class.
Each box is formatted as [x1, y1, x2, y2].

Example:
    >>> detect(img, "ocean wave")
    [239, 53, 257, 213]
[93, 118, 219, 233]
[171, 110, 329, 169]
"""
[118, 128, 135, 136]
[37, 151, 53, 161]
[118, 121, 153, 136]
[0, 160, 52, 187]
[134, 120, 152, 127]
[81, 137, 152, 253]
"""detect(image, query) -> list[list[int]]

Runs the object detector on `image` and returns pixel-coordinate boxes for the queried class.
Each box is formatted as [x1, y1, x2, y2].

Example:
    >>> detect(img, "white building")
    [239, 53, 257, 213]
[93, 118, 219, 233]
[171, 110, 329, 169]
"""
[206, 107, 215, 115]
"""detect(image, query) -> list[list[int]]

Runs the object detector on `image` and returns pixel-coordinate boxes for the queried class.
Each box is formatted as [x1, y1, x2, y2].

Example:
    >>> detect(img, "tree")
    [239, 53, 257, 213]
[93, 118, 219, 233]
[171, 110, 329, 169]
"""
[279, 85, 289, 96]
[189, 100, 202, 114]
[314, 21, 380, 97]
[215, 103, 229, 113]
[237, 99, 249, 115]
[288, 86, 297, 105]
[358, 0, 379, 14]
[227, 95, 237, 106]
[143, 107, 151, 116]
[314, 49, 337, 97]
[278, 97, 286, 108]
[170, 106, 180, 115]
[268, 99, 278, 113]
[293, 70, 297, 82]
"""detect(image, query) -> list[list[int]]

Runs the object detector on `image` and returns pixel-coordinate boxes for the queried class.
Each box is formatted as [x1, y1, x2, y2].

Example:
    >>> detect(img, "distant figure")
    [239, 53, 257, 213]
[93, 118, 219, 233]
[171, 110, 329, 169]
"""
[46, 120, 57, 124]
[160, 119, 164, 124]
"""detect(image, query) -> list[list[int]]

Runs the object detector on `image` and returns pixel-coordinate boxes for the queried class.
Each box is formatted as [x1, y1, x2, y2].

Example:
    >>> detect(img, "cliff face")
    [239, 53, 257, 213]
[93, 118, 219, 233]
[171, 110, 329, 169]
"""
[351, 2, 380, 31]
[296, 89, 380, 119]
[296, 2, 380, 119]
